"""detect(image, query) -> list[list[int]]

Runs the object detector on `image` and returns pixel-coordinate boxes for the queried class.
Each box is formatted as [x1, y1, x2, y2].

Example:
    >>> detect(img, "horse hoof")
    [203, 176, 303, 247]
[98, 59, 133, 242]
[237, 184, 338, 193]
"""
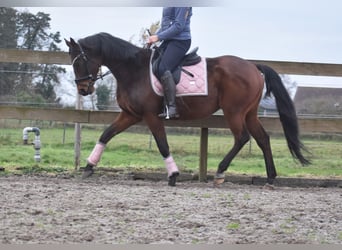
[214, 178, 225, 187]
[168, 172, 179, 187]
[263, 183, 275, 190]
[82, 170, 94, 179]
[81, 166, 94, 179]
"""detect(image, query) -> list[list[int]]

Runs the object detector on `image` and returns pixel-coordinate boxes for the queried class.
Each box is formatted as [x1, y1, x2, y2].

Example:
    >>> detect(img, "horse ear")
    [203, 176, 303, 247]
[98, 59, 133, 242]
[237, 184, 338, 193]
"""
[65, 37, 77, 47]
[64, 38, 71, 47]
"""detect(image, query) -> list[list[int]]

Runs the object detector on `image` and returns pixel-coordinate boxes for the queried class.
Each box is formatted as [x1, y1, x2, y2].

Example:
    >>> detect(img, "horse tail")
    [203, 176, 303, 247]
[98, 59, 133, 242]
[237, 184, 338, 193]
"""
[256, 64, 310, 165]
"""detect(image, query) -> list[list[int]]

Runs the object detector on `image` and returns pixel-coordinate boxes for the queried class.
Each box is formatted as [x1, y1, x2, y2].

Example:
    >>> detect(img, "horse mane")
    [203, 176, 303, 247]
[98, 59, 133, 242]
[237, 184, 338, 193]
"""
[78, 32, 143, 64]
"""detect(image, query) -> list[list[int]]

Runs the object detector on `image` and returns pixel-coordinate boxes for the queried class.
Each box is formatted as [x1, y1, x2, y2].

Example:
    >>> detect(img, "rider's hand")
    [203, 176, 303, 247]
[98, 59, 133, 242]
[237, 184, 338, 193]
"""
[148, 35, 159, 44]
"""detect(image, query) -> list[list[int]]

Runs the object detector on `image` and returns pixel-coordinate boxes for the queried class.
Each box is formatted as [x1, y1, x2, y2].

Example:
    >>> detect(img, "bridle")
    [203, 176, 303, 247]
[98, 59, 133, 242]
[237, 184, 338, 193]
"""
[71, 42, 111, 91]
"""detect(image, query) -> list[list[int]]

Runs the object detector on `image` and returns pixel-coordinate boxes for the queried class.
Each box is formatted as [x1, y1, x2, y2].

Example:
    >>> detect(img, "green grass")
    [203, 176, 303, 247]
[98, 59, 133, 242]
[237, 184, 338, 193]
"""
[0, 126, 341, 178]
[226, 222, 240, 230]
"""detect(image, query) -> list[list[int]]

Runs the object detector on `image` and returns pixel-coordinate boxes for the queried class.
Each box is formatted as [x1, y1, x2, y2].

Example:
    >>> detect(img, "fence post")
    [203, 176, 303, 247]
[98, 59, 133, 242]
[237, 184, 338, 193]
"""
[74, 94, 82, 170]
[199, 127, 208, 182]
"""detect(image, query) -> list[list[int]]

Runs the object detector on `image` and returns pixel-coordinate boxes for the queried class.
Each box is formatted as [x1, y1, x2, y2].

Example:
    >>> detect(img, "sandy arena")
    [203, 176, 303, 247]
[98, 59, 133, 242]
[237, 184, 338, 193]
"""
[0, 174, 341, 244]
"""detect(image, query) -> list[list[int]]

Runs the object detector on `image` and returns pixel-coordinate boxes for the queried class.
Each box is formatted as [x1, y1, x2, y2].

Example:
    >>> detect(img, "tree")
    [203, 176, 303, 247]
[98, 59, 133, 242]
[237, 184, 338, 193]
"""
[16, 11, 51, 50]
[34, 38, 65, 103]
[16, 10, 65, 104]
[96, 83, 110, 110]
[0, 7, 18, 98]
[0, 8, 17, 49]
[0, 7, 65, 106]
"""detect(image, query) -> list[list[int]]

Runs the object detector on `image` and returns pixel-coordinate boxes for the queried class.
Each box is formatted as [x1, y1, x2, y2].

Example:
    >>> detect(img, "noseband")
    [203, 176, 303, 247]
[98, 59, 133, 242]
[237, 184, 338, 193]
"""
[71, 43, 111, 91]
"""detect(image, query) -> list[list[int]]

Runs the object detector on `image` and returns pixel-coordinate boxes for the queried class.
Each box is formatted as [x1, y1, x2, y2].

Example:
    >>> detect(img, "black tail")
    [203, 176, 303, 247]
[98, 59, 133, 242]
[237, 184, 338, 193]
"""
[256, 64, 310, 165]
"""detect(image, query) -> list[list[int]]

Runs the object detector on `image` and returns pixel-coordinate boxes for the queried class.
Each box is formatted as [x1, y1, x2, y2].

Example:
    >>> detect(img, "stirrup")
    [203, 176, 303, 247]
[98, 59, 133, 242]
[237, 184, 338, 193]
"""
[158, 106, 179, 120]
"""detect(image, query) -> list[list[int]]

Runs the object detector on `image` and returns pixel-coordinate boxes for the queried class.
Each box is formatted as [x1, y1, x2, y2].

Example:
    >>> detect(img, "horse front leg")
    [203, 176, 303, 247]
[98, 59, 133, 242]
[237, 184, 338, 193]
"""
[144, 114, 179, 186]
[82, 112, 141, 178]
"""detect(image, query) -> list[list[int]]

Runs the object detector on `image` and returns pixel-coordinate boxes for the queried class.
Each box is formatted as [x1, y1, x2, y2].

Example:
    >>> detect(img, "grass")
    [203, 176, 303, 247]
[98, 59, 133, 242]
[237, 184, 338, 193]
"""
[0, 125, 341, 178]
[338, 232, 342, 241]
[226, 222, 240, 230]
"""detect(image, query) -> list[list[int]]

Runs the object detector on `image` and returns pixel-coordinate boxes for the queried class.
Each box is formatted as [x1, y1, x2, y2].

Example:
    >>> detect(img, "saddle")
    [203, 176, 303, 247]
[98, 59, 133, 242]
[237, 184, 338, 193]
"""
[152, 47, 202, 84]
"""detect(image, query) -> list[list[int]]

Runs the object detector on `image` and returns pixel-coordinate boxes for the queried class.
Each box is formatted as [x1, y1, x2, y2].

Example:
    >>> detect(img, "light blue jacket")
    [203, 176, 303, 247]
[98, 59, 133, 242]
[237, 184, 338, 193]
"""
[157, 7, 192, 41]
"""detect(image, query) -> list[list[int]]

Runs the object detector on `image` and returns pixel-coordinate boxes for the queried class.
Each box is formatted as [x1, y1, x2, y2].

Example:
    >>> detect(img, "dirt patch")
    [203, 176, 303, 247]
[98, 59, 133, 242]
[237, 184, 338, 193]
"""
[0, 174, 341, 244]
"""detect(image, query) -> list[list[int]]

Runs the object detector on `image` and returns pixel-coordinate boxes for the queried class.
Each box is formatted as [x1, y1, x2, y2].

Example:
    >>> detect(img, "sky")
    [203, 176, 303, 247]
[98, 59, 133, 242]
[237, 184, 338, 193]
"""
[13, 0, 342, 88]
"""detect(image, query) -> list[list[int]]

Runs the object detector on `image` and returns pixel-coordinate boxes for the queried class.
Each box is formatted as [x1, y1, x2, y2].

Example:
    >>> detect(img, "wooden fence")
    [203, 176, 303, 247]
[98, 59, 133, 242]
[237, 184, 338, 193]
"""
[1, 48, 342, 76]
[0, 106, 341, 133]
[1, 49, 342, 181]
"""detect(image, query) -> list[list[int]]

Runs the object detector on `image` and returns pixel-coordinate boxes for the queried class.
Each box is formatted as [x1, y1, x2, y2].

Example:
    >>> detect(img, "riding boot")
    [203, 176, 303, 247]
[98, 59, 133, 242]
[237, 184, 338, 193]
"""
[158, 70, 179, 119]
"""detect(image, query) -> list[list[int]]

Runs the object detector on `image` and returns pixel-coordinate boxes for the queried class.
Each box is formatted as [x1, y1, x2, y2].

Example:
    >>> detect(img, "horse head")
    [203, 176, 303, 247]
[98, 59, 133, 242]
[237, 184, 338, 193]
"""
[65, 38, 101, 96]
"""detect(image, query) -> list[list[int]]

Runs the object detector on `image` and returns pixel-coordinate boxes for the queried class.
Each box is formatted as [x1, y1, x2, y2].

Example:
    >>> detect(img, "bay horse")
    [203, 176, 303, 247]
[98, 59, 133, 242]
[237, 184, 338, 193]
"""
[65, 32, 309, 187]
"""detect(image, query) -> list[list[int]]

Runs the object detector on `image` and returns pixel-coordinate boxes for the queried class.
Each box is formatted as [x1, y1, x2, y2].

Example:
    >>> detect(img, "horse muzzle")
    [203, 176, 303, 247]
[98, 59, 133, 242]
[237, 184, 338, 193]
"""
[75, 78, 95, 96]
[76, 82, 95, 96]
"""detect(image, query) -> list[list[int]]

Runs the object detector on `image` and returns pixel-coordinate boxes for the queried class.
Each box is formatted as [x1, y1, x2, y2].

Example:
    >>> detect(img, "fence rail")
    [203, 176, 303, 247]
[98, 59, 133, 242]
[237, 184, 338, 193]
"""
[0, 106, 341, 133]
[1, 49, 342, 181]
[1, 48, 342, 76]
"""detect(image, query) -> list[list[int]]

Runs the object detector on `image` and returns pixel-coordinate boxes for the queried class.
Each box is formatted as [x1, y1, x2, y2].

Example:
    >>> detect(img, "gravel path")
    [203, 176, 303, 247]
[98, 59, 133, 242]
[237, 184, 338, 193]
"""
[1, 175, 341, 244]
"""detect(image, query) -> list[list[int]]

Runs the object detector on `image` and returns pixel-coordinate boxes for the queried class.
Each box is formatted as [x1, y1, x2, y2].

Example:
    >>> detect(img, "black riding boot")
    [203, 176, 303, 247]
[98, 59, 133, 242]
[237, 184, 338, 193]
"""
[158, 70, 179, 119]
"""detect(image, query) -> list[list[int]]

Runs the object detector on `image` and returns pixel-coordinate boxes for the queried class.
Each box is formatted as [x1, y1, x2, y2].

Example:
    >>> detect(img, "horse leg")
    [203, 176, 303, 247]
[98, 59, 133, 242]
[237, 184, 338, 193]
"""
[82, 112, 141, 178]
[144, 114, 179, 186]
[214, 115, 250, 186]
[246, 114, 277, 186]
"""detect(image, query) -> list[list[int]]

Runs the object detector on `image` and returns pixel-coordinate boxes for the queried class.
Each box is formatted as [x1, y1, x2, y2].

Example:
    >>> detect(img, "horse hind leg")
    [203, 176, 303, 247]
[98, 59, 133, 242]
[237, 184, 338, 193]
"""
[214, 117, 250, 186]
[246, 114, 277, 186]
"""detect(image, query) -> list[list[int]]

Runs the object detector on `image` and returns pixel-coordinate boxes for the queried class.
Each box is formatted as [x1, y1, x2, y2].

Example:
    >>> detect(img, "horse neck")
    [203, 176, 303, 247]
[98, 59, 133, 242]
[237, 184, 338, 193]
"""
[104, 49, 151, 84]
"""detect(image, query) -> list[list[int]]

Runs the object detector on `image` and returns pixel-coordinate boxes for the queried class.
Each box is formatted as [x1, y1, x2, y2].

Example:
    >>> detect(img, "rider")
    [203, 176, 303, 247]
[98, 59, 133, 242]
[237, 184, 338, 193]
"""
[148, 7, 192, 119]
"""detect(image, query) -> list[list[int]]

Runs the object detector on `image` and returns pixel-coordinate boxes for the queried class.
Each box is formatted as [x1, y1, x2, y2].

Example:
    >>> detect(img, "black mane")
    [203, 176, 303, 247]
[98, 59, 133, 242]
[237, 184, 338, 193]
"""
[78, 32, 142, 63]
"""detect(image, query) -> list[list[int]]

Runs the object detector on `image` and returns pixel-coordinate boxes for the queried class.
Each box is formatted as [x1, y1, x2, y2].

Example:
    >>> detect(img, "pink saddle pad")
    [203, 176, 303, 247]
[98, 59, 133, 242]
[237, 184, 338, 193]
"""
[150, 57, 208, 97]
